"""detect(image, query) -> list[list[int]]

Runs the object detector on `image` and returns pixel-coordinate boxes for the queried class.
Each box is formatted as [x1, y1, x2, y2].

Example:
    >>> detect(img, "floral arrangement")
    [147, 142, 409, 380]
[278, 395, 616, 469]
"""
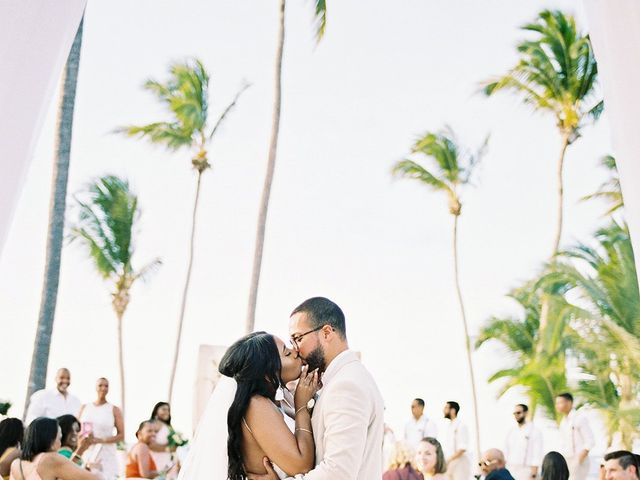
[167, 428, 188, 448]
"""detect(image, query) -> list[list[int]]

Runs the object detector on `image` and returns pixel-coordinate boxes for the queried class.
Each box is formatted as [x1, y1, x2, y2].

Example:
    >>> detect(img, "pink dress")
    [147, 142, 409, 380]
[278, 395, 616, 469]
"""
[9, 454, 44, 480]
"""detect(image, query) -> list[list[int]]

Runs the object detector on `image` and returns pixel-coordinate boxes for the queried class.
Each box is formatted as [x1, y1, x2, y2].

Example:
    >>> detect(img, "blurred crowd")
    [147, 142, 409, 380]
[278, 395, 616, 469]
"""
[382, 396, 638, 480]
[1, 368, 183, 480]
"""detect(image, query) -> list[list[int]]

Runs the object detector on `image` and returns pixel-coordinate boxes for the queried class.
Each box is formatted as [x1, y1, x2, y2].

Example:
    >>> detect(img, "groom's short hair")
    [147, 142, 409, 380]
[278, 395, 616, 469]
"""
[292, 297, 347, 340]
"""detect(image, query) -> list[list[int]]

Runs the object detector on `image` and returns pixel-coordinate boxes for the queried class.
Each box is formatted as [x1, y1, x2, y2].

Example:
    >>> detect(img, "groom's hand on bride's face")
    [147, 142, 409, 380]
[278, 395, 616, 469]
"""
[246, 457, 280, 480]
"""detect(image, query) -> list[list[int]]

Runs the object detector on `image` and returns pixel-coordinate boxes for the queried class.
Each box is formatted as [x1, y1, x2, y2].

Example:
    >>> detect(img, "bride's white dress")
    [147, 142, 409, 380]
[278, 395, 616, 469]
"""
[177, 376, 292, 479]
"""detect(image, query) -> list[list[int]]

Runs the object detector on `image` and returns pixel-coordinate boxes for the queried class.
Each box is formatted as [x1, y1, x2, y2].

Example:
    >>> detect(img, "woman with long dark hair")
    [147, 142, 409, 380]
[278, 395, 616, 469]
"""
[148, 402, 175, 473]
[178, 331, 319, 480]
[8, 417, 100, 480]
[0, 418, 23, 480]
[541, 452, 570, 480]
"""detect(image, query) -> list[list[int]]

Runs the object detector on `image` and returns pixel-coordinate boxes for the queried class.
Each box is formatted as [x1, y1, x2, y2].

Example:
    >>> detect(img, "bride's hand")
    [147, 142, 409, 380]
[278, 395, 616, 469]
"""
[294, 365, 319, 408]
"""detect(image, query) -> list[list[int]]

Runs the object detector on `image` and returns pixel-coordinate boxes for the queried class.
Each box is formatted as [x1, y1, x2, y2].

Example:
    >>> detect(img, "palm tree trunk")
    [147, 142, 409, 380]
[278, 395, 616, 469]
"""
[24, 17, 84, 417]
[538, 132, 571, 358]
[452, 213, 482, 460]
[551, 132, 571, 256]
[245, 0, 286, 333]
[116, 310, 126, 418]
[167, 170, 203, 402]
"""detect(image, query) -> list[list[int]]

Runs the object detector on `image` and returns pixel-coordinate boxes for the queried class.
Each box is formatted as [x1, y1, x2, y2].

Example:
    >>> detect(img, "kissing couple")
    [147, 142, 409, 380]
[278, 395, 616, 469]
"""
[177, 297, 385, 479]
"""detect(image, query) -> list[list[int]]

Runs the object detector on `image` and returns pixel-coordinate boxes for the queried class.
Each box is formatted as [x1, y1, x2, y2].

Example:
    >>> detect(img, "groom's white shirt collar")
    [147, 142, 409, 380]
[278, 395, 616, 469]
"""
[320, 349, 358, 388]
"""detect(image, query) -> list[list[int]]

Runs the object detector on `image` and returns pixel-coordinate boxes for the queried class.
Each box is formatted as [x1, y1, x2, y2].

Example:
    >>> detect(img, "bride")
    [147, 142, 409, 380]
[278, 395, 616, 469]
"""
[178, 331, 319, 479]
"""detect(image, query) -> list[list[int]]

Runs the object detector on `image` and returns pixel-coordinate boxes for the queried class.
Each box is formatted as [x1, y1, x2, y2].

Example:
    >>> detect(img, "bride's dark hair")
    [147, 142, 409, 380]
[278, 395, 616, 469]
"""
[219, 331, 282, 480]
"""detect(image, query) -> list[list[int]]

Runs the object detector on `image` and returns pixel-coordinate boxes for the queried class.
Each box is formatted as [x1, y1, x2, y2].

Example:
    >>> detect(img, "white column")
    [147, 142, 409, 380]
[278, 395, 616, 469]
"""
[583, 0, 640, 279]
[0, 0, 86, 256]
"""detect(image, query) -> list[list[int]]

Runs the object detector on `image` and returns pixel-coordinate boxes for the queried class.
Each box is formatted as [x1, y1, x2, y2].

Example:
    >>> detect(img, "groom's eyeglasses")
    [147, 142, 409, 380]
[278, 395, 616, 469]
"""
[290, 325, 324, 348]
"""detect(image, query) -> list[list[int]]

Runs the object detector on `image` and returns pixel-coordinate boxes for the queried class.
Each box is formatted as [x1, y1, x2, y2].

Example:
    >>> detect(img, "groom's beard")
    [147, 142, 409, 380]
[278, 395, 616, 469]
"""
[304, 344, 326, 373]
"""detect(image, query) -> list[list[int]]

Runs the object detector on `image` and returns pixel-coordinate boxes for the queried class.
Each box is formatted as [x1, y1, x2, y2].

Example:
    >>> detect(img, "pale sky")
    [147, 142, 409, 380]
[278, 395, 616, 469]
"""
[1, 0, 615, 457]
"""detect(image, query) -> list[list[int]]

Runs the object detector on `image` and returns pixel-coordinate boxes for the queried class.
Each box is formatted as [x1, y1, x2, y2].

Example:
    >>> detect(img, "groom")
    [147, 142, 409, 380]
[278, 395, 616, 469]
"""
[249, 296, 385, 480]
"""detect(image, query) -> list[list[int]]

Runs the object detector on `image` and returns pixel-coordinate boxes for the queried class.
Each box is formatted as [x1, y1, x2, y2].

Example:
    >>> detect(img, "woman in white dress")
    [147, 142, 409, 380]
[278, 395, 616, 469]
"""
[178, 331, 319, 480]
[78, 378, 124, 480]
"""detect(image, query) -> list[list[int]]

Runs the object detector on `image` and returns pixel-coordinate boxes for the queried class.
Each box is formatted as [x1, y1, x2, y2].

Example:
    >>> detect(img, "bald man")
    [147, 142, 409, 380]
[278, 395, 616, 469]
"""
[479, 449, 516, 480]
[25, 368, 82, 423]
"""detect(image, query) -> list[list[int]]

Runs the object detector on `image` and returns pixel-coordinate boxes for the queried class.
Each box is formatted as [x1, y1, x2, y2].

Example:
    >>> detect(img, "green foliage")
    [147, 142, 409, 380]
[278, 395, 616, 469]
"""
[69, 175, 161, 292]
[483, 9, 600, 137]
[476, 283, 569, 421]
[582, 155, 624, 215]
[119, 58, 249, 175]
[313, 0, 327, 43]
[392, 127, 487, 215]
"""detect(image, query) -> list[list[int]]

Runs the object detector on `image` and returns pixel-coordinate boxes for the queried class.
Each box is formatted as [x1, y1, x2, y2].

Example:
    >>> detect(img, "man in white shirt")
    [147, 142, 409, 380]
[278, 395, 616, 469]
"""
[249, 296, 385, 480]
[25, 368, 81, 424]
[555, 393, 595, 480]
[404, 398, 439, 449]
[504, 404, 543, 480]
[443, 401, 471, 480]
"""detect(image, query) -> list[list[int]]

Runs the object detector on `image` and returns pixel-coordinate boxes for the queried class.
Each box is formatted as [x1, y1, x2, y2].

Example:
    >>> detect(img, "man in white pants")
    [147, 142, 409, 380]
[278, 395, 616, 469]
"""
[443, 401, 471, 480]
[504, 404, 543, 480]
[555, 393, 594, 480]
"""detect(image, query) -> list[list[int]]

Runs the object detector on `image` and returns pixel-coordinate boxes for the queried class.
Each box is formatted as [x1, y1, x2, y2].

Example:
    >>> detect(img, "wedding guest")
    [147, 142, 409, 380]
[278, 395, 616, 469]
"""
[56, 415, 92, 467]
[25, 369, 82, 424]
[8, 417, 100, 480]
[603, 451, 639, 480]
[442, 402, 471, 480]
[125, 421, 159, 479]
[416, 437, 447, 480]
[478, 449, 515, 480]
[0, 418, 23, 480]
[405, 398, 439, 450]
[78, 378, 123, 480]
[383, 441, 421, 480]
[504, 404, 543, 480]
[149, 402, 175, 472]
[555, 393, 594, 480]
[540, 452, 569, 480]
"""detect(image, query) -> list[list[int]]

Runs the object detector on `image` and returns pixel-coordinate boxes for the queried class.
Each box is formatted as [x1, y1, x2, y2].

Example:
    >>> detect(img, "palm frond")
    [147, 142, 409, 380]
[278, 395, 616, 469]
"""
[312, 0, 327, 43]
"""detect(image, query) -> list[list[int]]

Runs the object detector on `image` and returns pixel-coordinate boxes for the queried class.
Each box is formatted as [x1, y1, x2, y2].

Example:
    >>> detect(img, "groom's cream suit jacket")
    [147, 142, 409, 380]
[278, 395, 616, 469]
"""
[291, 349, 384, 480]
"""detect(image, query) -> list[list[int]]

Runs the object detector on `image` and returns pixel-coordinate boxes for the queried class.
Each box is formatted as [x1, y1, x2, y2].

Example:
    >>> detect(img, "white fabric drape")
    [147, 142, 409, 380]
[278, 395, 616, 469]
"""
[583, 0, 640, 279]
[0, 0, 86, 257]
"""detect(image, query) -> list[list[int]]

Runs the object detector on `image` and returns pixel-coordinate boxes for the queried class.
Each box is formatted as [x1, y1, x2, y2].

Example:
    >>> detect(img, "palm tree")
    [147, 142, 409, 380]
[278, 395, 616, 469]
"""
[24, 16, 85, 416]
[245, 0, 327, 332]
[69, 175, 161, 416]
[482, 9, 601, 256]
[119, 59, 248, 402]
[476, 283, 570, 421]
[393, 127, 487, 457]
[581, 155, 623, 215]
[542, 222, 640, 447]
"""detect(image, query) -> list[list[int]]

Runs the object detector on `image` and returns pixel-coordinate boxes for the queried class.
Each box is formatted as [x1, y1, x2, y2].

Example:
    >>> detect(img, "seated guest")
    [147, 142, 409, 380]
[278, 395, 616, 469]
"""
[8, 417, 101, 480]
[540, 452, 569, 480]
[478, 449, 515, 480]
[0, 418, 23, 480]
[603, 451, 639, 480]
[416, 437, 447, 480]
[383, 441, 421, 480]
[56, 415, 92, 467]
[125, 421, 159, 479]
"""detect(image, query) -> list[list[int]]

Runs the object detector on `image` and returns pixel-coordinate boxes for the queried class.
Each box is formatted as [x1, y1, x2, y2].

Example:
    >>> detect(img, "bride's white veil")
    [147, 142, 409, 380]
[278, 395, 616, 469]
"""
[177, 375, 237, 480]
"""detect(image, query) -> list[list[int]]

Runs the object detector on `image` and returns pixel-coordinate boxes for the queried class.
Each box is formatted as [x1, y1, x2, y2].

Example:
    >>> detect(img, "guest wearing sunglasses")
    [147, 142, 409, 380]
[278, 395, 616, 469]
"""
[479, 449, 515, 480]
[504, 404, 543, 480]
